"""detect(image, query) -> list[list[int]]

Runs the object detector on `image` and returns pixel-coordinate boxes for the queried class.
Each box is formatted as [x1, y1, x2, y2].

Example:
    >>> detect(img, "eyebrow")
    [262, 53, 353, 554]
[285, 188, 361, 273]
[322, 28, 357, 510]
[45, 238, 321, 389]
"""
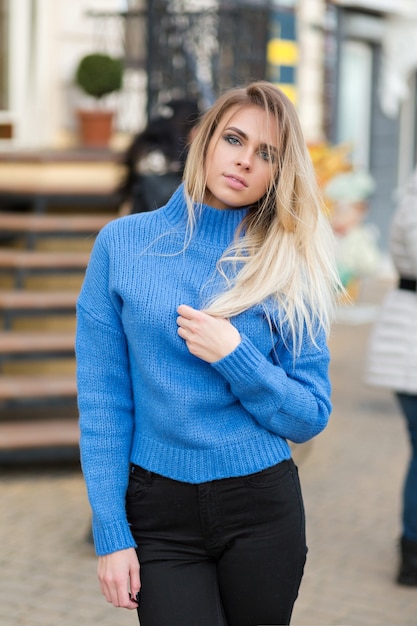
[225, 126, 278, 155]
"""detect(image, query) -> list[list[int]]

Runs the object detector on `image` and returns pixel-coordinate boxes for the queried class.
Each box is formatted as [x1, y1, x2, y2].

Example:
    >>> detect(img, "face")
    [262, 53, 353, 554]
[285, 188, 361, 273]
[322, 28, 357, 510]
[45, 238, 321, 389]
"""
[203, 105, 278, 210]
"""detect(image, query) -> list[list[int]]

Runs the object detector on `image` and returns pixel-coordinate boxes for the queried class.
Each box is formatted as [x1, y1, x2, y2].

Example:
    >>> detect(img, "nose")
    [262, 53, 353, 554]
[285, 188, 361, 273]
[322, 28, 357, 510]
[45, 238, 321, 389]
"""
[236, 150, 252, 170]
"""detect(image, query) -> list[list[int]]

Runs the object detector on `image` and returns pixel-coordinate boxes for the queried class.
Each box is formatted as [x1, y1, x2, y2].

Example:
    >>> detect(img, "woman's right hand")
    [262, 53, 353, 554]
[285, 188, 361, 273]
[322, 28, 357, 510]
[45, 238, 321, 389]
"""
[97, 547, 141, 609]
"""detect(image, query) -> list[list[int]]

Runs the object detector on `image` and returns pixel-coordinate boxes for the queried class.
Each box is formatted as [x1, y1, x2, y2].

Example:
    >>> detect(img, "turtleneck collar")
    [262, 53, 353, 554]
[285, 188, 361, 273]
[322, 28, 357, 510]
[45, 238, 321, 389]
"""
[163, 184, 249, 247]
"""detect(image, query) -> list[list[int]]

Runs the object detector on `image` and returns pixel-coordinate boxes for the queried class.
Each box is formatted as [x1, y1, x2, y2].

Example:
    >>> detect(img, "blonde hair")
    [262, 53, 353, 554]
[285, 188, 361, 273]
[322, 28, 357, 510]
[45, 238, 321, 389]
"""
[183, 81, 343, 353]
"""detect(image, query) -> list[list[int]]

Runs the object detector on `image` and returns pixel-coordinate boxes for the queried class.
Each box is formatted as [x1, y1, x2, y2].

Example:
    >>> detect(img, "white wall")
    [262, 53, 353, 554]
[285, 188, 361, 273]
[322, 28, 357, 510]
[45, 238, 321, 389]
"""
[297, 0, 326, 142]
[6, 0, 146, 148]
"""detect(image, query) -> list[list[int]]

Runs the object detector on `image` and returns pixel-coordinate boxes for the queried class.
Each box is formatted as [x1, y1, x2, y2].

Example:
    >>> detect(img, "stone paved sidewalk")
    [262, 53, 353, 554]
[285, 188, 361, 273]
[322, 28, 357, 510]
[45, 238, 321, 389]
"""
[1, 276, 417, 625]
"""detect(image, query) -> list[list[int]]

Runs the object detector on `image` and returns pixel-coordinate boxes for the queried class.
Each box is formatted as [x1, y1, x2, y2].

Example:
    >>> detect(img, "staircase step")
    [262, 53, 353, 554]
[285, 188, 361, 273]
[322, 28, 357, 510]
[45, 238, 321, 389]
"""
[0, 417, 79, 450]
[0, 331, 75, 354]
[0, 290, 78, 311]
[0, 375, 77, 400]
[0, 249, 90, 269]
[0, 211, 113, 233]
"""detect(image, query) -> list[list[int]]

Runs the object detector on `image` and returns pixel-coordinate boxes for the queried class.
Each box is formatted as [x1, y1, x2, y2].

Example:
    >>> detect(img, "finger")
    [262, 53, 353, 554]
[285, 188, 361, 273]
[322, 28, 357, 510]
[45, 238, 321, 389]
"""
[104, 583, 133, 609]
[106, 584, 120, 607]
[177, 326, 187, 339]
[116, 586, 138, 609]
[176, 314, 188, 328]
[129, 590, 141, 605]
[129, 563, 141, 608]
[99, 575, 128, 608]
[98, 572, 113, 604]
[177, 304, 198, 318]
[100, 582, 112, 603]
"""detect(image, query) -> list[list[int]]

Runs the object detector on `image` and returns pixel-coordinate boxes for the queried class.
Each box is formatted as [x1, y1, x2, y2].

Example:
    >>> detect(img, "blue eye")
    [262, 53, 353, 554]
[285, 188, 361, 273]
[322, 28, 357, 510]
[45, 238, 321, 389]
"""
[224, 134, 240, 145]
[259, 149, 275, 163]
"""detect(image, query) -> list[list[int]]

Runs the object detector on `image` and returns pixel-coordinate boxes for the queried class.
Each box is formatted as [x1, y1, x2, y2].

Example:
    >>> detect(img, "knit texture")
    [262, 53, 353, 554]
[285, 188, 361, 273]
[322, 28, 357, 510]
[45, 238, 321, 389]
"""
[76, 185, 332, 555]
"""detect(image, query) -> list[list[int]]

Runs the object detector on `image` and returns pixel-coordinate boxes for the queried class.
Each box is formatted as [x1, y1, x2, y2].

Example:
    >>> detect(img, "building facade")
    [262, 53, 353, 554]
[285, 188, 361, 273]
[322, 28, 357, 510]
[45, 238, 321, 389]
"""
[328, 0, 417, 248]
[0, 0, 327, 148]
[1, 0, 417, 249]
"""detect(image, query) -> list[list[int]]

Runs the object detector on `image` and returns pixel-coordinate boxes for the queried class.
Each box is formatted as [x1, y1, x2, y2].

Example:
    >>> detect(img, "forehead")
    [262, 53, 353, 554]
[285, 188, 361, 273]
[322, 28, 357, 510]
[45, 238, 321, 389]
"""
[215, 105, 278, 145]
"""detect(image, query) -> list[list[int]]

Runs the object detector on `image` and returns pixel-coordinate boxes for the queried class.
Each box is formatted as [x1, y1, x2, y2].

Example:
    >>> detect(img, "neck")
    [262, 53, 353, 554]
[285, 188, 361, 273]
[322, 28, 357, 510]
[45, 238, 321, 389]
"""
[164, 185, 248, 246]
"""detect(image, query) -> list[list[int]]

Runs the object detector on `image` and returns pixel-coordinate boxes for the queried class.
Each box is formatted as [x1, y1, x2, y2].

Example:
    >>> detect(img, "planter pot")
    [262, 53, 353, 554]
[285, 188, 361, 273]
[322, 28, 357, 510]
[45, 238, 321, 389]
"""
[77, 109, 114, 148]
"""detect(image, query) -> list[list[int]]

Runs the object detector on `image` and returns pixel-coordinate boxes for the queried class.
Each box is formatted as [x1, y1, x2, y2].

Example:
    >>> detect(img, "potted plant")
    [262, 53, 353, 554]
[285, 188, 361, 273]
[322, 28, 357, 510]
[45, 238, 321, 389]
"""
[75, 52, 124, 148]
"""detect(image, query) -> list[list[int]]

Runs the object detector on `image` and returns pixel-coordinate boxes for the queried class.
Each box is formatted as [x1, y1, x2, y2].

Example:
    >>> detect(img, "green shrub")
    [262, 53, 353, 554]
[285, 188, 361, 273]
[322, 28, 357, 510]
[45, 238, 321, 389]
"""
[75, 53, 123, 99]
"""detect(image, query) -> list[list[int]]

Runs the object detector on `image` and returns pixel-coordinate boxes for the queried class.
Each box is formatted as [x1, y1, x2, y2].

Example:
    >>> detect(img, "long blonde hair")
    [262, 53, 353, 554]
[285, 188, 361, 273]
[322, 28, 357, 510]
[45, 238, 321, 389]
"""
[183, 81, 342, 353]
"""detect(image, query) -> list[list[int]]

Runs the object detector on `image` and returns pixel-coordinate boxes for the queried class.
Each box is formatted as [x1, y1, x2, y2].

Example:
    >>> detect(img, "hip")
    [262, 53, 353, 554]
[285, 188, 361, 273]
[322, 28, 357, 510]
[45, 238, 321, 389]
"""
[126, 459, 305, 542]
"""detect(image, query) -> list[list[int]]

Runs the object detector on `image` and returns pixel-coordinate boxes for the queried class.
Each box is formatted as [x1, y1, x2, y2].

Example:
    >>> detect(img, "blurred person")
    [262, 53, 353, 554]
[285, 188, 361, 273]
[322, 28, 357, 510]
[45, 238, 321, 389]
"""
[325, 169, 379, 297]
[76, 81, 343, 625]
[118, 98, 201, 215]
[366, 166, 417, 586]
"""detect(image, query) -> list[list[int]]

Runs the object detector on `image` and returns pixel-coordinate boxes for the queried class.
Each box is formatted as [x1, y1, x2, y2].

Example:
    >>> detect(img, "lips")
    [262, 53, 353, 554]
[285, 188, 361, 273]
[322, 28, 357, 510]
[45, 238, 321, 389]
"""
[224, 173, 248, 190]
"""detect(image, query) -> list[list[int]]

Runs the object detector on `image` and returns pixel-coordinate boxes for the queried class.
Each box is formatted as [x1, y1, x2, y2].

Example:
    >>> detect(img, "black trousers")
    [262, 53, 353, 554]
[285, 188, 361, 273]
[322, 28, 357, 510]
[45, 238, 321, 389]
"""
[126, 459, 307, 626]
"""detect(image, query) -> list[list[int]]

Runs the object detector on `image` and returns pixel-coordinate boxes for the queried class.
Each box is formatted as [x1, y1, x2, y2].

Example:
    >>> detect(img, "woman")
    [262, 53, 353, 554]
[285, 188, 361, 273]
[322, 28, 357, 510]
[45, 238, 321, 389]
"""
[76, 81, 342, 625]
[366, 166, 417, 586]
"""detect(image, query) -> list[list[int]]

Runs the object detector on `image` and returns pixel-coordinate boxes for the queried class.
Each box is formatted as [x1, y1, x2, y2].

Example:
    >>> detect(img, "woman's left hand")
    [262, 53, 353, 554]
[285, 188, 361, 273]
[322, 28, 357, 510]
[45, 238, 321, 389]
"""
[177, 304, 241, 363]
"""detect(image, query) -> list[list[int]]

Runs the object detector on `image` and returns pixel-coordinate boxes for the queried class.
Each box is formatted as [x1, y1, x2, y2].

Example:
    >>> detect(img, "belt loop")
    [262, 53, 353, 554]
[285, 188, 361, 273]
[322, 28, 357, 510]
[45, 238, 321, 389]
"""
[130, 463, 154, 486]
[145, 470, 153, 487]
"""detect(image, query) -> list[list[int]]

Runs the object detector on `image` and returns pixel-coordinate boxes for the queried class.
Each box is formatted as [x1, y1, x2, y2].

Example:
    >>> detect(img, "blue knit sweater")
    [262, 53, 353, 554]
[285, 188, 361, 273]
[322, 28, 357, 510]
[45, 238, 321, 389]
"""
[76, 185, 331, 556]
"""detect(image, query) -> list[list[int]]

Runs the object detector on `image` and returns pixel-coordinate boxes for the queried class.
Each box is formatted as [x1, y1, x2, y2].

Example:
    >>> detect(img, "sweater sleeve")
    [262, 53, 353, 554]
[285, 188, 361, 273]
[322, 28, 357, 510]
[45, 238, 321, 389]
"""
[76, 226, 136, 556]
[211, 330, 331, 444]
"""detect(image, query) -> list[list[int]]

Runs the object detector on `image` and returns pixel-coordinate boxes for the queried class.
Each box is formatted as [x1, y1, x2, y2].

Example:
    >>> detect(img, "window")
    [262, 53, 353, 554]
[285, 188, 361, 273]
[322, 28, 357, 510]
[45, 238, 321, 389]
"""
[337, 40, 372, 170]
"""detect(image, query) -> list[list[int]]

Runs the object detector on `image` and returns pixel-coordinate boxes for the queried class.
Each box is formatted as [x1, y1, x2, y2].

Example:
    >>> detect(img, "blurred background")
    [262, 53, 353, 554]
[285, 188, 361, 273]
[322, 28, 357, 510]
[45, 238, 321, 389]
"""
[1, 1, 417, 625]
[2, 0, 417, 238]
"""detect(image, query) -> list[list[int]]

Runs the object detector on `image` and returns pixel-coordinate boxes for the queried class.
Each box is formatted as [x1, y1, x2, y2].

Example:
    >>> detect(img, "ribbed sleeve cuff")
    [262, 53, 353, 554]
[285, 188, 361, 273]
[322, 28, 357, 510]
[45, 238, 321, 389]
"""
[93, 518, 137, 556]
[212, 334, 278, 389]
